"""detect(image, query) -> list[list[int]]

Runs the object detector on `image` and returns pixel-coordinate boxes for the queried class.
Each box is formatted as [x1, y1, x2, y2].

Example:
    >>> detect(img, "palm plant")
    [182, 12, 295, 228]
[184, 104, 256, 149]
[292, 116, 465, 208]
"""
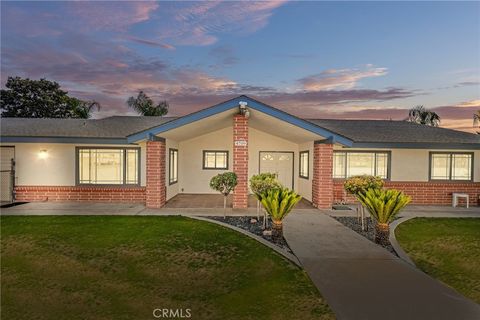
[71, 99, 100, 119]
[357, 188, 411, 245]
[127, 91, 169, 116]
[474, 110, 480, 130]
[249, 173, 282, 224]
[258, 188, 302, 241]
[209, 172, 238, 218]
[407, 105, 440, 126]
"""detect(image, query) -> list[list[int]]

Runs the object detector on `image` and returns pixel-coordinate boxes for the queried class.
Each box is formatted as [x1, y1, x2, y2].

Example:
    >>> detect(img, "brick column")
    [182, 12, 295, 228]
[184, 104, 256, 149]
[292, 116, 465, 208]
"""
[146, 139, 166, 208]
[312, 142, 334, 209]
[233, 114, 248, 208]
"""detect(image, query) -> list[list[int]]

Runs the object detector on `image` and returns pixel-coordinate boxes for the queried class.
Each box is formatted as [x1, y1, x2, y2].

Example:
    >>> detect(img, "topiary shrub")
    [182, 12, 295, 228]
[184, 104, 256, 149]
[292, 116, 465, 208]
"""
[209, 172, 238, 218]
[344, 175, 384, 197]
[249, 173, 283, 222]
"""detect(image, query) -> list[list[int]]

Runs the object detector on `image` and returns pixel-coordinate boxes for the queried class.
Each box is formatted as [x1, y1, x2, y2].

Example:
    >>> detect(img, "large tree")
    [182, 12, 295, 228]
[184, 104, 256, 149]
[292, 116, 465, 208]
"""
[407, 105, 440, 126]
[127, 91, 169, 116]
[0, 76, 99, 118]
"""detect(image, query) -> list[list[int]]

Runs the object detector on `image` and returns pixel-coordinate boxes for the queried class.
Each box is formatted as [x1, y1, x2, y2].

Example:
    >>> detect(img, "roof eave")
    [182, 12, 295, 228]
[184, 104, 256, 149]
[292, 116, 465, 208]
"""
[350, 142, 480, 150]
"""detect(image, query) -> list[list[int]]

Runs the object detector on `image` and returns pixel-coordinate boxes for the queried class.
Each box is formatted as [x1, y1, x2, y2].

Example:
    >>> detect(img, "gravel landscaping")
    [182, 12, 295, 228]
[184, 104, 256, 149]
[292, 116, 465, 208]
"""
[206, 216, 293, 253]
[333, 216, 396, 254]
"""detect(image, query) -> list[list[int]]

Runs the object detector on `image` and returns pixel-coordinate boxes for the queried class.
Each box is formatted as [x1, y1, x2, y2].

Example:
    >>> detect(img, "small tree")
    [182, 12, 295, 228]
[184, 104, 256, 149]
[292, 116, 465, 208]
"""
[344, 175, 384, 231]
[249, 173, 282, 222]
[127, 91, 168, 116]
[357, 188, 411, 245]
[258, 188, 302, 242]
[209, 172, 238, 218]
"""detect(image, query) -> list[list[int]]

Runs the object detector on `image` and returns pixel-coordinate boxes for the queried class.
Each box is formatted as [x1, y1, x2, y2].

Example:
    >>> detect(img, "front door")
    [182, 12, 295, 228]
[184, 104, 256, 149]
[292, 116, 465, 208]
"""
[259, 152, 294, 189]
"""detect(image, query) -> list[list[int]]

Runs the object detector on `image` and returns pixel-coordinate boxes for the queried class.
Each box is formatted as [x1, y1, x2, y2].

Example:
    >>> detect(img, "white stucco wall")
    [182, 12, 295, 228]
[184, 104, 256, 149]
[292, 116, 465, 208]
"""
[165, 138, 179, 200]
[178, 127, 233, 193]
[297, 141, 313, 201]
[333, 146, 480, 182]
[4, 143, 147, 186]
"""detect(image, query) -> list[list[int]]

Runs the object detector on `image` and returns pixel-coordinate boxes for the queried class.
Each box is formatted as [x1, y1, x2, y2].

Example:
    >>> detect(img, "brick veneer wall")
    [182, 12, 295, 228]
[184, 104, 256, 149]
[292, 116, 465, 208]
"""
[15, 186, 146, 202]
[333, 181, 480, 206]
[312, 143, 334, 209]
[233, 114, 249, 208]
[146, 140, 166, 208]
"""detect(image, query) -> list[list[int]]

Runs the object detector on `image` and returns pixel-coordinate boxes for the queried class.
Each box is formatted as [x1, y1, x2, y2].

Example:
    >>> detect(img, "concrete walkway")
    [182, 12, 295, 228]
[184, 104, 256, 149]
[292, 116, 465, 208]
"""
[284, 210, 480, 320]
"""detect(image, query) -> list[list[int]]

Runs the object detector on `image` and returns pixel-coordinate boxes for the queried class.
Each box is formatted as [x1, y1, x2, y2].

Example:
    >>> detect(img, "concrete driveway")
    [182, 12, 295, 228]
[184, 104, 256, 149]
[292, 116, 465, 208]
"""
[284, 210, 480, 320]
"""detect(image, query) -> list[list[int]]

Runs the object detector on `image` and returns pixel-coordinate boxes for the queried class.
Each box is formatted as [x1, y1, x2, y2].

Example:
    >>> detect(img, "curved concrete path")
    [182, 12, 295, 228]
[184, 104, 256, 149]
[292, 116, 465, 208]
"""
[284, 210, 480, 320]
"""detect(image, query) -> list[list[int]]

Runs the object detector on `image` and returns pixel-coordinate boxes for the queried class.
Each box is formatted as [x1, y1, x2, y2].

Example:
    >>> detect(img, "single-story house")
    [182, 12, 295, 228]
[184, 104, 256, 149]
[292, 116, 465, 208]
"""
[1, 95, 479, 208]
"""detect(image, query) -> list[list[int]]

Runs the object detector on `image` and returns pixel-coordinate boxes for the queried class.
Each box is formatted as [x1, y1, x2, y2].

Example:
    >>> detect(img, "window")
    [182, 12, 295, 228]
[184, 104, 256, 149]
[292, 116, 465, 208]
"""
[169, 149, 178, 185]
[333, 151, 390, 179]
[299, 151, 309, 179]
[203, 151, 228, 169]
[77, 148, 139, 185]
[430, 153, 473, 181]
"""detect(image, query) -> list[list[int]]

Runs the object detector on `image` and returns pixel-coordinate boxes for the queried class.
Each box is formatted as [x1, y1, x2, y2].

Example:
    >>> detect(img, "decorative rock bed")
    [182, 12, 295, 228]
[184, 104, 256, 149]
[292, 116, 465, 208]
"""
[206, 216, 292, 253]
[333, 216, 396, 254]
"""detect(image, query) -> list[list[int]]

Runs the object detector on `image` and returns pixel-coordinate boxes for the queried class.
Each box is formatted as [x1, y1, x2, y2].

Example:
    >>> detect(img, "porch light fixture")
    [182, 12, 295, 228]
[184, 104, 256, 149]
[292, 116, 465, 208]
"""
[38, 149, 48, 159]
[239, 101, 250, 119]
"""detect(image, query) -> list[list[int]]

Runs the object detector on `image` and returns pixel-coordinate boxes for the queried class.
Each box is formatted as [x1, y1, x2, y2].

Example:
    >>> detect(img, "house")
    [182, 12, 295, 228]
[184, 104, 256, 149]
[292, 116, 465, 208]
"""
[1, 95, 479, 208]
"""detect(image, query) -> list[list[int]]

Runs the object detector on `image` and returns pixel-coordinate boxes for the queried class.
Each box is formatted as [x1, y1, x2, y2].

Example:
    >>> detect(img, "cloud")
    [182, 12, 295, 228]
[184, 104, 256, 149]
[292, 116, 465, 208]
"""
[68, 1, 159, 31]
[125, 36, 175, 50]
[157, 1, 287, 46]
[209, 45, 239, 67]
[298, 65, 388, 91]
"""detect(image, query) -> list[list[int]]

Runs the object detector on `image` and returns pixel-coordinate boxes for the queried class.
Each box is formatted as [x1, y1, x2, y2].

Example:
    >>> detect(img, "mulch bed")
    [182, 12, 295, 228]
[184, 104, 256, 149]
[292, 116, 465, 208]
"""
[206, 216, 293, 253]
[333, 216, 397, 254]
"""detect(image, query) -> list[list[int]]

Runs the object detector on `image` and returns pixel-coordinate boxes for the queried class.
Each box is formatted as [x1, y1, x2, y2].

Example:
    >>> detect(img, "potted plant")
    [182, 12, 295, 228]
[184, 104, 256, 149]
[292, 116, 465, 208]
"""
[249, 173, 282, 225]
[258, 188, 302, 242]
[357, 188, 411, 245]
[344, 175, 384, 230]
[209, 172, 238, 218]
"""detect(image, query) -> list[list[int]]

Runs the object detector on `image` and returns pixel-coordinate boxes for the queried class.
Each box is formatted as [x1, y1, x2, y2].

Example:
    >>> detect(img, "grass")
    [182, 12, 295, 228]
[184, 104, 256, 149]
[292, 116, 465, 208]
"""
[1, 216, 333, 320]
[395, 218, 480, 303]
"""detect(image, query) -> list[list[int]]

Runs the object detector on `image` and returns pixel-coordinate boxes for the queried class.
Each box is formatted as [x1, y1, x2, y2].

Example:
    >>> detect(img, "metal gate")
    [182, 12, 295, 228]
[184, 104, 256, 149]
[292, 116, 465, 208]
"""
[1, 147, 15, 203]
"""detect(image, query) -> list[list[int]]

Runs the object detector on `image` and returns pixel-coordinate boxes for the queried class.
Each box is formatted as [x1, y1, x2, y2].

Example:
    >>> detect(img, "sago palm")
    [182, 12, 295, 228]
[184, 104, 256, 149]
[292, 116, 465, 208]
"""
[357, 188, 411, 245]
[259, 188, 302, 241]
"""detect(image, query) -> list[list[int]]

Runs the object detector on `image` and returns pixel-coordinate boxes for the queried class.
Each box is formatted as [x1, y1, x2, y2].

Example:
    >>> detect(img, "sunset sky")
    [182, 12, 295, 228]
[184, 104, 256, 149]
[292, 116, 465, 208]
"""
[1, 1, 479, 132]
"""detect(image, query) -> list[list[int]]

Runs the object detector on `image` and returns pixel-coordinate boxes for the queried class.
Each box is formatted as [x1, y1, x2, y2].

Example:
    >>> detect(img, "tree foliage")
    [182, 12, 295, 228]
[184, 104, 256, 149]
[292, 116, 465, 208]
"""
[407, 105, 440, 126]
[474, 110, 480, 133]
[0, 76, 99, 118]
[127, 91, 168, 116]
[249, 173, 282, 200]
[209, 172, 238, 196]
[344, 175, 384, 196]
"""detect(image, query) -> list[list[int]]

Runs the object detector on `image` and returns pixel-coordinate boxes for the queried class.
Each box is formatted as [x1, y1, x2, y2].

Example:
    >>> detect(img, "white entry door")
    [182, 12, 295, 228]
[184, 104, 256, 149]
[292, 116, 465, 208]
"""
[259, 152, 294, 189]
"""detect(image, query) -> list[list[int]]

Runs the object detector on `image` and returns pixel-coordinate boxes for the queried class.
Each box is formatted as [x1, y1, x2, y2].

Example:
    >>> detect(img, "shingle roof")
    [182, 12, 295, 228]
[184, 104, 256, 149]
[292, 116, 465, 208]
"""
[1, 113, 479, 147]
[306, 119, 480, 145]
[0, 116, 178, 138]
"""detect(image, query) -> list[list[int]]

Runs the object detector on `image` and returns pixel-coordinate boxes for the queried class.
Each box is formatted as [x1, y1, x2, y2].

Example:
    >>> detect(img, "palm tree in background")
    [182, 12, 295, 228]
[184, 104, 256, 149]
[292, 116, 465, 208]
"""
[407, 105, 440, 126]
[127, 91, 169, 116]
[474, 110, 480, 134]
[71, 100, 101, 119]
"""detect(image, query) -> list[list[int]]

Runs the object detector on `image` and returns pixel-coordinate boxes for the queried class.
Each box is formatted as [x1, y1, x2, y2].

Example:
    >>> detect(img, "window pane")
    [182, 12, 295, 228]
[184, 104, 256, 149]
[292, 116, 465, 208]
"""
[169, 150, 178, 183]
[376, 153, 388, 179]
[204, 152, 216, 168]
[333, 153, 346, 178]
[347, 153, 375, 177]
[300, 152, 308, 177]
[126, 150, 138, 184]
[95, 150, 123, 184]
[452, 154, 472, 180]
[216, 152, 227, 168]
[431, 154, 451, 180]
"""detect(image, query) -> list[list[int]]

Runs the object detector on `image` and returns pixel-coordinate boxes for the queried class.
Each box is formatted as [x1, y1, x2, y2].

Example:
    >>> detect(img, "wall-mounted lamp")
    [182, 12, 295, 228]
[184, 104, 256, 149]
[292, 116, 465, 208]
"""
[239, 101, 250, 119]
[38, 149, 48, 159]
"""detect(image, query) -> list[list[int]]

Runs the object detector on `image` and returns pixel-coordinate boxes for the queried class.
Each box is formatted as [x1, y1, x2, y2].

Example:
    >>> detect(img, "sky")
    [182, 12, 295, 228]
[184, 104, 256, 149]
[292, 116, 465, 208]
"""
[1, 1, 479, 132]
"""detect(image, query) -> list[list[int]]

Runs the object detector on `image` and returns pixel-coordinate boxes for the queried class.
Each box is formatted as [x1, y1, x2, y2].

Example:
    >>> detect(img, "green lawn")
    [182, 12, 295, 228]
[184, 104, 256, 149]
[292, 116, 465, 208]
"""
[395, 218, 480, 303]
[1, 216, 333, 320]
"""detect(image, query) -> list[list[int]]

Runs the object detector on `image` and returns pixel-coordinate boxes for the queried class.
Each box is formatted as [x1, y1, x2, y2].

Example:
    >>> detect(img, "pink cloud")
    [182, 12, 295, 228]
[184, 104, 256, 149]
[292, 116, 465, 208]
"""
[298, 65, 388, 91]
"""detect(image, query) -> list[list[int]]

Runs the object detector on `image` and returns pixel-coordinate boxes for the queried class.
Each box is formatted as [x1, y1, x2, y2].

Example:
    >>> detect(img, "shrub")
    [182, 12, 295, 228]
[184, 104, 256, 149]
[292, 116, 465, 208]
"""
[344, 175, 384, 196]
[258, 188, 302, 241]
[209, 172, 238, 217]
[357, 188, 411, 245]
[249, 173, 282, 199]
